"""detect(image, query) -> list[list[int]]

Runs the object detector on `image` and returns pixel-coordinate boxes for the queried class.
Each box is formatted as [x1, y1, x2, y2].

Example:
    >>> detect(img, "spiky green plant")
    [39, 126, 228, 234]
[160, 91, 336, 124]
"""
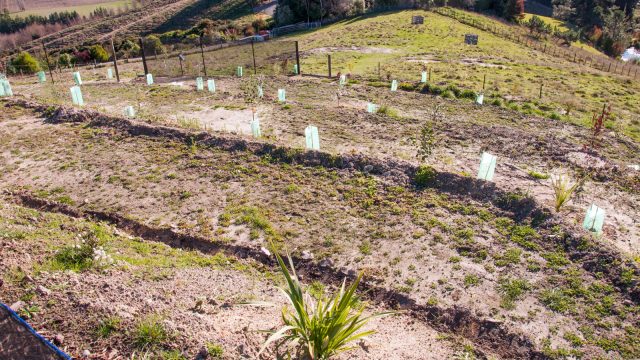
[550, 175, 583, 212]
[260, 248, 392, 359]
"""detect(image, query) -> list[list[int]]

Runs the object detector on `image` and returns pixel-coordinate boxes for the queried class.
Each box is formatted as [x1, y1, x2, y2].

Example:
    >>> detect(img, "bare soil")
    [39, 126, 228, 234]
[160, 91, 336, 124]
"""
[0, 100, 638, 358]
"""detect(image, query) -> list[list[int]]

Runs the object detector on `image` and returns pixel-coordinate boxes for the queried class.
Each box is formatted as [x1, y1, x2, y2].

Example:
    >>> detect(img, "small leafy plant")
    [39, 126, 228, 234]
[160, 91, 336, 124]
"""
[52, 226, 113, 271]
[133, 315, 171, 349]
[260, 246, 392, 359]
[584, 103, 611, 152]
[550, 175, 584, 212]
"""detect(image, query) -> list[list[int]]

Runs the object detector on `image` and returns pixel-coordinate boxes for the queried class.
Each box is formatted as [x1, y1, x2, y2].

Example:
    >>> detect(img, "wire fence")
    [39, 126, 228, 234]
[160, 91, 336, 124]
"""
[1, 37, 300, 82]
[146, 39, 299, 78]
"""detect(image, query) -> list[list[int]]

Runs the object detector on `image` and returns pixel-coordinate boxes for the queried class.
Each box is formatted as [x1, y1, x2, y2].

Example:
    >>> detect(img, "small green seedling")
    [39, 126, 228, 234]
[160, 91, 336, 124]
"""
[477, 152, 497, 181]
[305, 125, 320, 150]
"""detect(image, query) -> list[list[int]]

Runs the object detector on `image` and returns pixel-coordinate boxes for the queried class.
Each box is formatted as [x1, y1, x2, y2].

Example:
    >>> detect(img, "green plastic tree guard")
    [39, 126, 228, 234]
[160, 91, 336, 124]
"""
[73, 71, 82, 86]
[124, 106, 135, 118]
[294, 64, 298, 75]
[367, 102, 377, 113]
[70, 86, 84, 106]
[207, 79, 216, 93]
[391, 80, 398, 92]
[476, 93, 484, 105]
[37, 71, 46, 83]
[196, 77, 204, 91]
[107, 68, 113, 79]
[0, 79, 12, 97]
[257, 85, 263, 98]
[339, 74, 346, 86]
[477, 152, 497, 181]
[582, 204, 605, 234]
[237, 66, 243, 77]
[421, 71, 427, 83]
[305, 125, 320, 150]
[278, 89, 286, 102]
[251, 118, 261, 138]
[146, 73, 154, 85]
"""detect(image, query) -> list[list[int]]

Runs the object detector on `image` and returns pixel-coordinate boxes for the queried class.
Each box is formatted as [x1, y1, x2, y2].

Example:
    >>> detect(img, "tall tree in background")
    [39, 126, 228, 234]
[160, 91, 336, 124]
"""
[552, 0, 575, 20]
[504, 0, 525, 20]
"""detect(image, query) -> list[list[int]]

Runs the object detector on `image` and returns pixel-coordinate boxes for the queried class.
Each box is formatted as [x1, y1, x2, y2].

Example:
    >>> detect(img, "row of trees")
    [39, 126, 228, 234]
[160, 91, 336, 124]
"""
[274, 0, 437, 25]
[474, 0, 525, 20]
[0, 9, 79, 34]
[272, 0, 525, 25]
[551, 0, 637, 56]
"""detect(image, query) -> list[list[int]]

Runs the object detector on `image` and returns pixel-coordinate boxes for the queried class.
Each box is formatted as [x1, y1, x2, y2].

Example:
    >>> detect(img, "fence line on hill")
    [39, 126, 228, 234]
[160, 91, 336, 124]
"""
[434, 7, 640, 80]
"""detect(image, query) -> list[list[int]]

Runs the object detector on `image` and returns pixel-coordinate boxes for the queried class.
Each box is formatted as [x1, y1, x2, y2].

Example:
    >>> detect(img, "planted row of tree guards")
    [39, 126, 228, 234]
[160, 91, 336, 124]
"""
[15, 60, 609, 236]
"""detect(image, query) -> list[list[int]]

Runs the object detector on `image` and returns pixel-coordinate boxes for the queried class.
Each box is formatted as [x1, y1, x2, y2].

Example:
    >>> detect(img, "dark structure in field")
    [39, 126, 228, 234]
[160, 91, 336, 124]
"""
[411, 15, 424, 24]
[465, 34, 479, 45]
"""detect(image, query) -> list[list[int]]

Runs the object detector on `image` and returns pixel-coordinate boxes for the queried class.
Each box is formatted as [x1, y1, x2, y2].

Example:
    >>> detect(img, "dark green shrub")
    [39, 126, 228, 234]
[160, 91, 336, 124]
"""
[459, 89, 477, 99]
[445, 84, 461, 97]
[549, 112, 561, 120]
[429, 85, 444, 95]
[491, 98, 503, 106]
[421, 83, 444, 95]
[415, 165, 437, 187]
[441, 90, 454, 99]
[399, 82, 417, 91]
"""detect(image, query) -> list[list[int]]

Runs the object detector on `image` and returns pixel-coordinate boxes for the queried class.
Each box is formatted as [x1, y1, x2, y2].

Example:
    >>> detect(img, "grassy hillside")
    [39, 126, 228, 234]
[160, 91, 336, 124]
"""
[290, 9, 640, 141]
[521, 13, 602, 55]
[14, 0, 251, 53]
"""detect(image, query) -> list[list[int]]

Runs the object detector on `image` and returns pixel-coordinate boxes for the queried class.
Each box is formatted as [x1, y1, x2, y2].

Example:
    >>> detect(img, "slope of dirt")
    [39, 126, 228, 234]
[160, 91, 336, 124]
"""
[0, 199, 463, 359]
[1, 103, 638, 358]
[11, 69, 640, 259]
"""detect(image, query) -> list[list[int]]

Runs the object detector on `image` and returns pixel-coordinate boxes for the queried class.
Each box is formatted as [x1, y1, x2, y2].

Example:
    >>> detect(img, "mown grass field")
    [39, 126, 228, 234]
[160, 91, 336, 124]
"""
[8, 0, 134, 17]
[289, 9, 640, 141]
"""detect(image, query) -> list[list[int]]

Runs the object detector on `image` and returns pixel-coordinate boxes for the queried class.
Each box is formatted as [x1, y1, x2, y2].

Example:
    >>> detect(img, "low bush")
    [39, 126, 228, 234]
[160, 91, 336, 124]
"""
[376, 105, 399, 118]
[459, 89, 477, 99]
[415, 165, 437, 187]
[399, 82, 418, 91]
[440, 90, 454, 99]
